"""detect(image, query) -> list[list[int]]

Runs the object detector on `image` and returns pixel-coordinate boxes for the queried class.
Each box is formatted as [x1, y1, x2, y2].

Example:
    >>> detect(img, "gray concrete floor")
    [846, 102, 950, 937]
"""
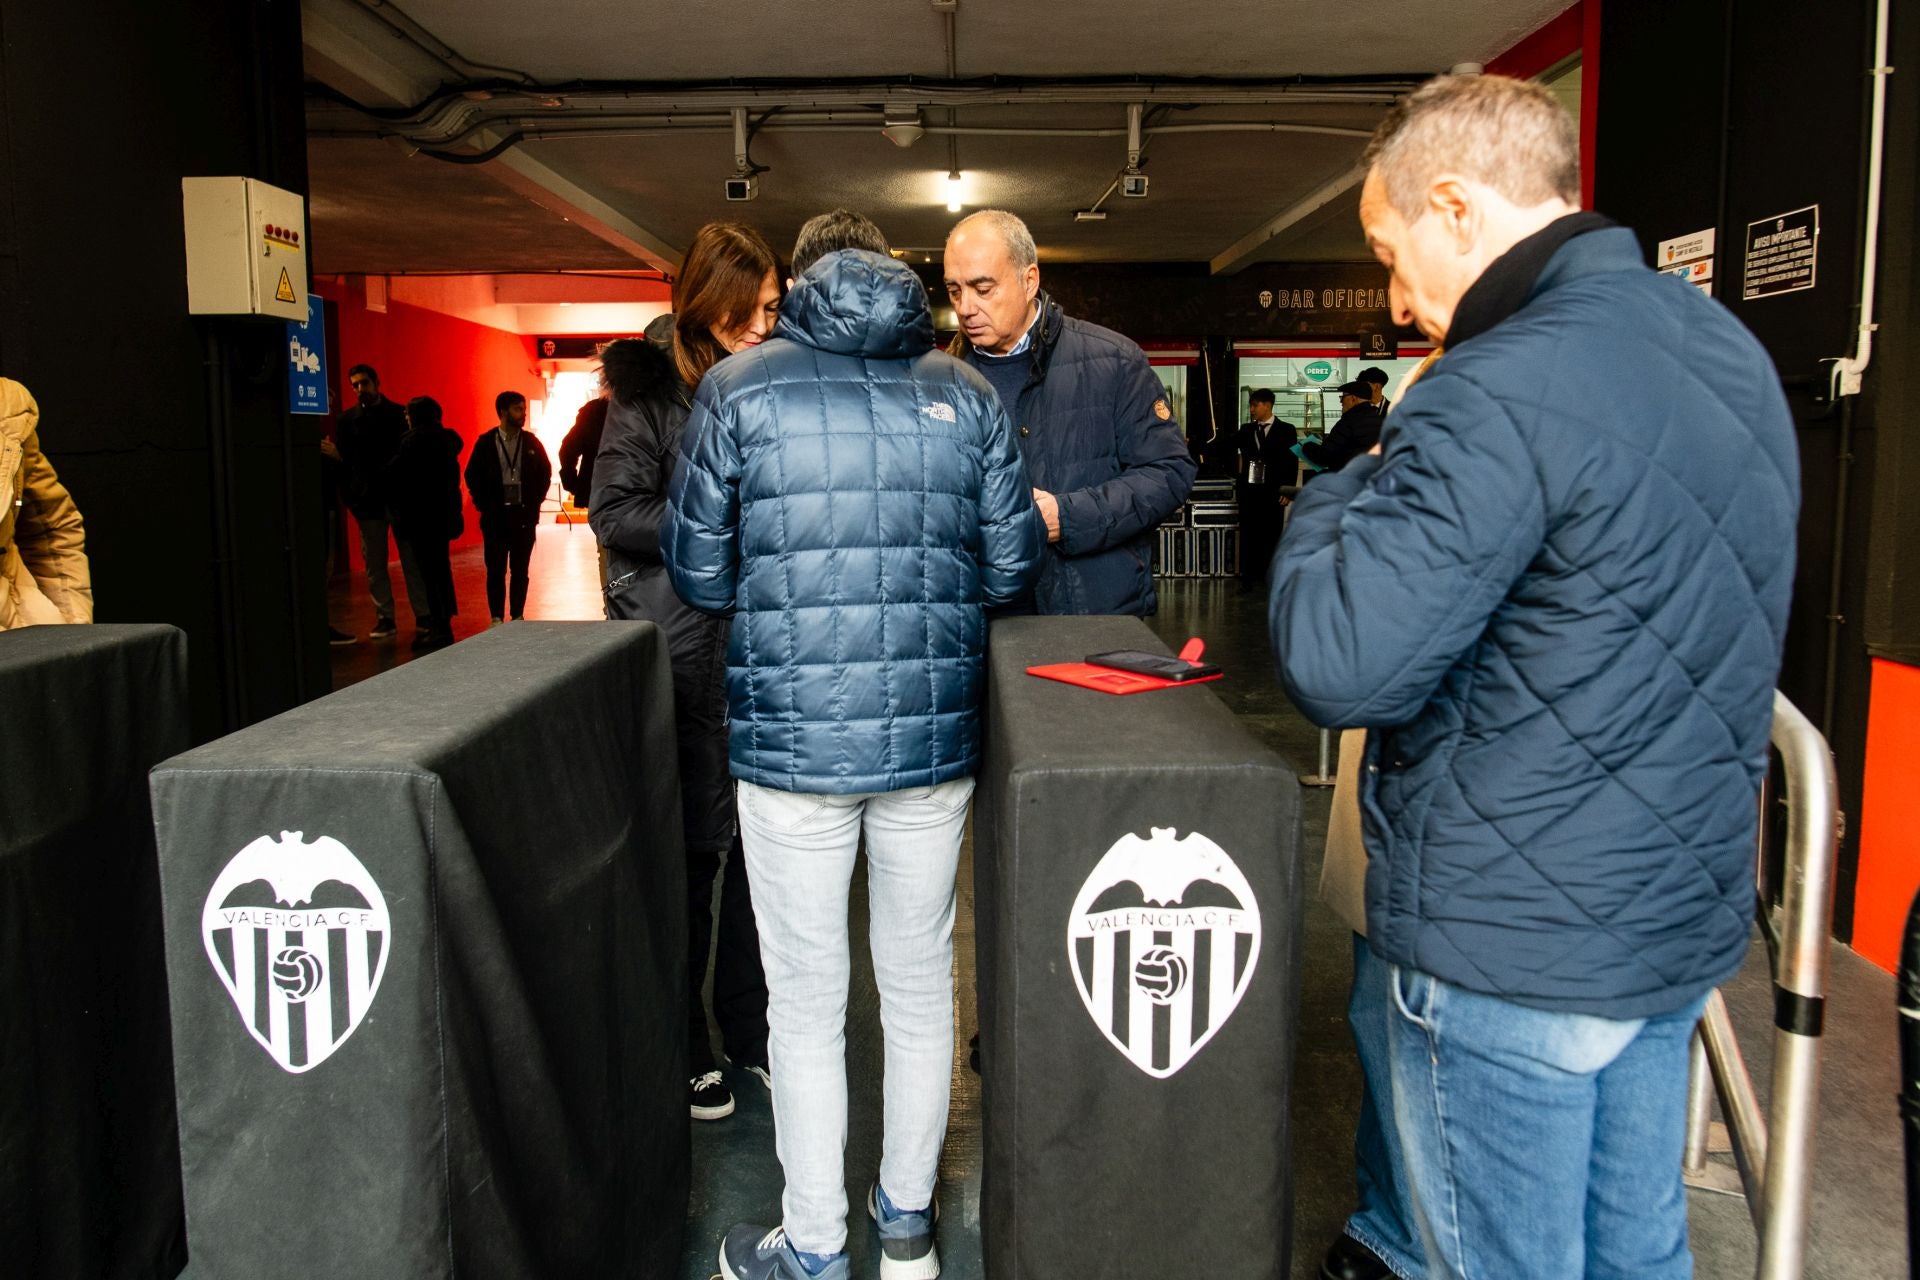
[681, 576, 1908, 1280]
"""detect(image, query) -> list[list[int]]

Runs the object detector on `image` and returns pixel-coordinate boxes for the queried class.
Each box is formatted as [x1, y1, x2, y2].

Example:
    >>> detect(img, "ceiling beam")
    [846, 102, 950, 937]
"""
[301, 0, 683, 271]
[1208, 162, 1367, 275]
[478, 133, 682, 273]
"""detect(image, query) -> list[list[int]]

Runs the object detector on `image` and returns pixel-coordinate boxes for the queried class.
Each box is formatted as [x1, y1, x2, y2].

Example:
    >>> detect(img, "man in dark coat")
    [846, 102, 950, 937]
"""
[558, 393, 607, 510]
[1234, 387, 1297, 583]
[384, 396, 464, 651]
[942, 209, 1194, 616]
[334, 364, 425, 640]
[1300, 381, 1384, 477]
[1271, 74, 1798, 1280]
[464, 390, 553, 624]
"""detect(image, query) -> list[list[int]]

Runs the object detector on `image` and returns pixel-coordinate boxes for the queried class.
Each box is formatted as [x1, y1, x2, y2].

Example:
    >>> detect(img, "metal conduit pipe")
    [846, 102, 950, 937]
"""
[310, 79, 1415, 127]
[349, 0, 535, 84]
[315, 118, 1381, 149]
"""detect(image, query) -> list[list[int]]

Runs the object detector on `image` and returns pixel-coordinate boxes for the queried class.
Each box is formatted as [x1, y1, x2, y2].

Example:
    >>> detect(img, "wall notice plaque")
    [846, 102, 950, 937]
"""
[1743, 206, 1819, 301]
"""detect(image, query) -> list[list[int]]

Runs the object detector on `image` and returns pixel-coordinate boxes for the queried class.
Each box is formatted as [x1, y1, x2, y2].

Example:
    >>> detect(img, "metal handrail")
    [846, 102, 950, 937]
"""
[1682, 690, 1840, 1280]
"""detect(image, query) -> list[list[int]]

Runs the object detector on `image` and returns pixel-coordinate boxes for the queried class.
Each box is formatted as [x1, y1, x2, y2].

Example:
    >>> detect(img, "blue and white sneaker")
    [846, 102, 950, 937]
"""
[718, 1224, 849, 1280]
[868, 1183, 941, 1280]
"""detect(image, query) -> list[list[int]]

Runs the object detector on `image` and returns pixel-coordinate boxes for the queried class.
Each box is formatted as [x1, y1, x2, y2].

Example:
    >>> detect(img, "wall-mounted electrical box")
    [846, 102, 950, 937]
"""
[181, 177, 308, 320]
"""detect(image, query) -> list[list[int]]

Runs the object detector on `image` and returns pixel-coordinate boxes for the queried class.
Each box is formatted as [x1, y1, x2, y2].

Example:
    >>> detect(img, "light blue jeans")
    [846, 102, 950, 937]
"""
[736, 777, 974, 1257]
[1388, 966, 1707, 1280]
[1346, 936, 1425, 1279]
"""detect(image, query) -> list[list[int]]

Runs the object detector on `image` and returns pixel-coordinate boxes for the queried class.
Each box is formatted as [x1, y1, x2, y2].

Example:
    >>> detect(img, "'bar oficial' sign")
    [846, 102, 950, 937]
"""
[923, 261, 1404, 340]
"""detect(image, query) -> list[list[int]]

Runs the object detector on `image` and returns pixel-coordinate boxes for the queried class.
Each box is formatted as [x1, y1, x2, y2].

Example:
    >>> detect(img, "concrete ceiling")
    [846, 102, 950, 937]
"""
[303, 0, 1575, 277]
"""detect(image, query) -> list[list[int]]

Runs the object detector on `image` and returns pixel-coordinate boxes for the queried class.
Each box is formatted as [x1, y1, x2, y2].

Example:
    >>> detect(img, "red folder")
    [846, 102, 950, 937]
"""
[1026, 638, 1223, 696]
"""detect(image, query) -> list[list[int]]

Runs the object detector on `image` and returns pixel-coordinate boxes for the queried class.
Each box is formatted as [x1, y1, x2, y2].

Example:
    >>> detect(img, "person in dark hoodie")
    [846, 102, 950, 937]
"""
[386, 396, 463, 651]
[590, 223, 781, 1126]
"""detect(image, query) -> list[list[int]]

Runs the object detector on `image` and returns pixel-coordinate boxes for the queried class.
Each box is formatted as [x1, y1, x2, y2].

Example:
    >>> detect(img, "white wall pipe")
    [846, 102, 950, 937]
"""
[1831, 0, 1893, 400]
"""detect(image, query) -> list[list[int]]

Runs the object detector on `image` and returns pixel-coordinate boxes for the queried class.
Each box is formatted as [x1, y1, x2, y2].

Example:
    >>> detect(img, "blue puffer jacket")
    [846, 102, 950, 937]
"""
[663, 250, 1044, 794]
[953, 295, 1195, 616]
[1271, 228, 1799, 1019]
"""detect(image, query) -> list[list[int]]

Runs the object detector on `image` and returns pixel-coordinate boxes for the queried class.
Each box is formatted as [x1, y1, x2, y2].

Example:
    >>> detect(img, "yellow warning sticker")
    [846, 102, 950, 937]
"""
[274, 268, 297, 304]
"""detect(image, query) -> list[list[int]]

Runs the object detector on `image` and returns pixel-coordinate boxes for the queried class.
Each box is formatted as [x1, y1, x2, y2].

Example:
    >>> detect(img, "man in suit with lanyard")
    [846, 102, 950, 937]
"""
[465, 390, 553, 625]
[1235, 388, 1296, 583]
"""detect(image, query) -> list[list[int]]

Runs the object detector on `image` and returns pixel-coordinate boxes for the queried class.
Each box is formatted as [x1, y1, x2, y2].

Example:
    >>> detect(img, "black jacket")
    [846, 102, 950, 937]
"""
[559, 399, 608, 506]
[464, 427, 553, 525]
[588, 337, 727, 671]
[1235, 417, 1299, 487]
[1301, 402, 1383, 476]
[951, 293, 1194, 616]
[335, 396, 408, 517]
[383, 425, 464, 542]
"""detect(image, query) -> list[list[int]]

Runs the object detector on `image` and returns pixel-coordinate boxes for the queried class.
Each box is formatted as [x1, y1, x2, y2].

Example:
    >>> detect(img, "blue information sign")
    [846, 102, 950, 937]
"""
[288, 294, 329, 415]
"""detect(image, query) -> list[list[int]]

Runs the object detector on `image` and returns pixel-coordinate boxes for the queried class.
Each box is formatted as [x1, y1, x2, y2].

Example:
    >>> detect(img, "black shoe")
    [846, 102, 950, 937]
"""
[967, 1032, 979, 1075]
[368, 617, 397, 640]
[328, 626, 356, 646]
[1320, 1234, 1394, 1280]
[691, 1069, 736, 1121]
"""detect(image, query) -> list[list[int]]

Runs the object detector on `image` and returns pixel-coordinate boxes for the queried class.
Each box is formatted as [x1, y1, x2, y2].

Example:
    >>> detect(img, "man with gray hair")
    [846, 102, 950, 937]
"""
[943, 209, 1193, 616]
[1272, 74, 1798, 1279]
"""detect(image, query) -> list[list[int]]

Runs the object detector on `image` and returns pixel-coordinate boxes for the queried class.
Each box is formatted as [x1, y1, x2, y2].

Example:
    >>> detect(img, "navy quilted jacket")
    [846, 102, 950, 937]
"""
[1271, 228, 1799, 1018]
[663, 250, 1044, 794]
[954, 295, 1196, 616]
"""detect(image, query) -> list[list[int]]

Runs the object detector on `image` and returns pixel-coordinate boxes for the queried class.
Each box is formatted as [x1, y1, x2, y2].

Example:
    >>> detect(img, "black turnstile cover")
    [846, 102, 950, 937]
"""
[0, 624, 189, 1279]
[150, 623, 687, 1279]
[977, 616, 1302, 1279]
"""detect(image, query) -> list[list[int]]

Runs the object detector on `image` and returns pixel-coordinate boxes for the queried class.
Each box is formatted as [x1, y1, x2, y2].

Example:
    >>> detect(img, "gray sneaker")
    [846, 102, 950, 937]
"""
[868, 1183, 940, 1280]
[719, 1224, 848, 1280]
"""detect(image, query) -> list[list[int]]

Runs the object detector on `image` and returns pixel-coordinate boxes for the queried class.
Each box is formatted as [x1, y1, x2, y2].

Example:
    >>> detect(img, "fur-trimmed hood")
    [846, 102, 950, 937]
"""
[599, 332, 681, 408]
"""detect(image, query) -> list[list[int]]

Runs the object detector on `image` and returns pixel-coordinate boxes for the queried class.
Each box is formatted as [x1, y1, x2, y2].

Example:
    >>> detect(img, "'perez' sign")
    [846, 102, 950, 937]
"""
[1743, 206, 1819, 301]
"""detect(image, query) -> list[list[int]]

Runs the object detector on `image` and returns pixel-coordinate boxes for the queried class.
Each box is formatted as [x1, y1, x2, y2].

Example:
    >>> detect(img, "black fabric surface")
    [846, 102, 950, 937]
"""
[0, 623, 189, 1279]
[977, 616, 1302, 1279]
[149, 622, 687, 1279]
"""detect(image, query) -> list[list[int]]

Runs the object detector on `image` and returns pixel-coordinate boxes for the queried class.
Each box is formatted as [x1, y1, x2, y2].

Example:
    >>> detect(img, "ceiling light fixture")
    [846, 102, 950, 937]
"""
[945, 170, 964, 213]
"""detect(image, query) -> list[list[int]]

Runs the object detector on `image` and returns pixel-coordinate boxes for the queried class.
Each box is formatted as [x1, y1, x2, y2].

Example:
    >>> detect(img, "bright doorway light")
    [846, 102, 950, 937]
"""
[537, 370, 601, 441]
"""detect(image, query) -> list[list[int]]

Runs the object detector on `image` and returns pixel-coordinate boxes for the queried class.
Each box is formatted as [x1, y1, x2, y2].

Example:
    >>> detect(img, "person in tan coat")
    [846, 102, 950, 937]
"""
[0, 378, 91, 631]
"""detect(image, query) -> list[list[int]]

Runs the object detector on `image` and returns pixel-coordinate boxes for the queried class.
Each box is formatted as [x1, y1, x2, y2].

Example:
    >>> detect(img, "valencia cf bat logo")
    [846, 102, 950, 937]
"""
[1067, 827, 1262, 1079]
[201, 831, 392, 1074]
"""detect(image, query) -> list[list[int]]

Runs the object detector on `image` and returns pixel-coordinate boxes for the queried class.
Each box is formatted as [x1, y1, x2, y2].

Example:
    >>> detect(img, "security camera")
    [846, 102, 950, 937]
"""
[1120, 171, 1149, 199]
[724, 175, 759, 202]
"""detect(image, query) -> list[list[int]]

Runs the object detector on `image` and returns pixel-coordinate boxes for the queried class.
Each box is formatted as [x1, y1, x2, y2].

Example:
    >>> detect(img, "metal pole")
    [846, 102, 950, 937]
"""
[1756, 691, 1841, 1280]
[1300, 726, 1334, 787]
[1898, 883, 1920, 1279]
[1684, 1033, 1714, 1174]
[1700, 988, 1768, 1220]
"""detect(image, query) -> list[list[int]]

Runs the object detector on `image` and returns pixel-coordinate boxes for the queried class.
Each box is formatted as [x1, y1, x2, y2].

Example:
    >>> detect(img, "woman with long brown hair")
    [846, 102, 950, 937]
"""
[589, 221, 781, 1122]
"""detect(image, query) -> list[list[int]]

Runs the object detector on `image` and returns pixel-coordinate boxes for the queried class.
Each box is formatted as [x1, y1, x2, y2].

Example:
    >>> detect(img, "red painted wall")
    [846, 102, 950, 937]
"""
[1853, 658, 1920, 971]
[314, 279, 544, 554]
[1484, 0, 1599, 208]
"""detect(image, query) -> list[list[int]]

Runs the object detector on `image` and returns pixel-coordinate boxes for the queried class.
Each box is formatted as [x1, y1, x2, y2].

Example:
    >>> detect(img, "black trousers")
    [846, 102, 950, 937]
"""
[674, 634, 768, 1073]
[403, 534, 457, 634]
[481, 514, 537, 620]
[1237, 483, 1285, 583]
[688, 830, 768, 1073]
